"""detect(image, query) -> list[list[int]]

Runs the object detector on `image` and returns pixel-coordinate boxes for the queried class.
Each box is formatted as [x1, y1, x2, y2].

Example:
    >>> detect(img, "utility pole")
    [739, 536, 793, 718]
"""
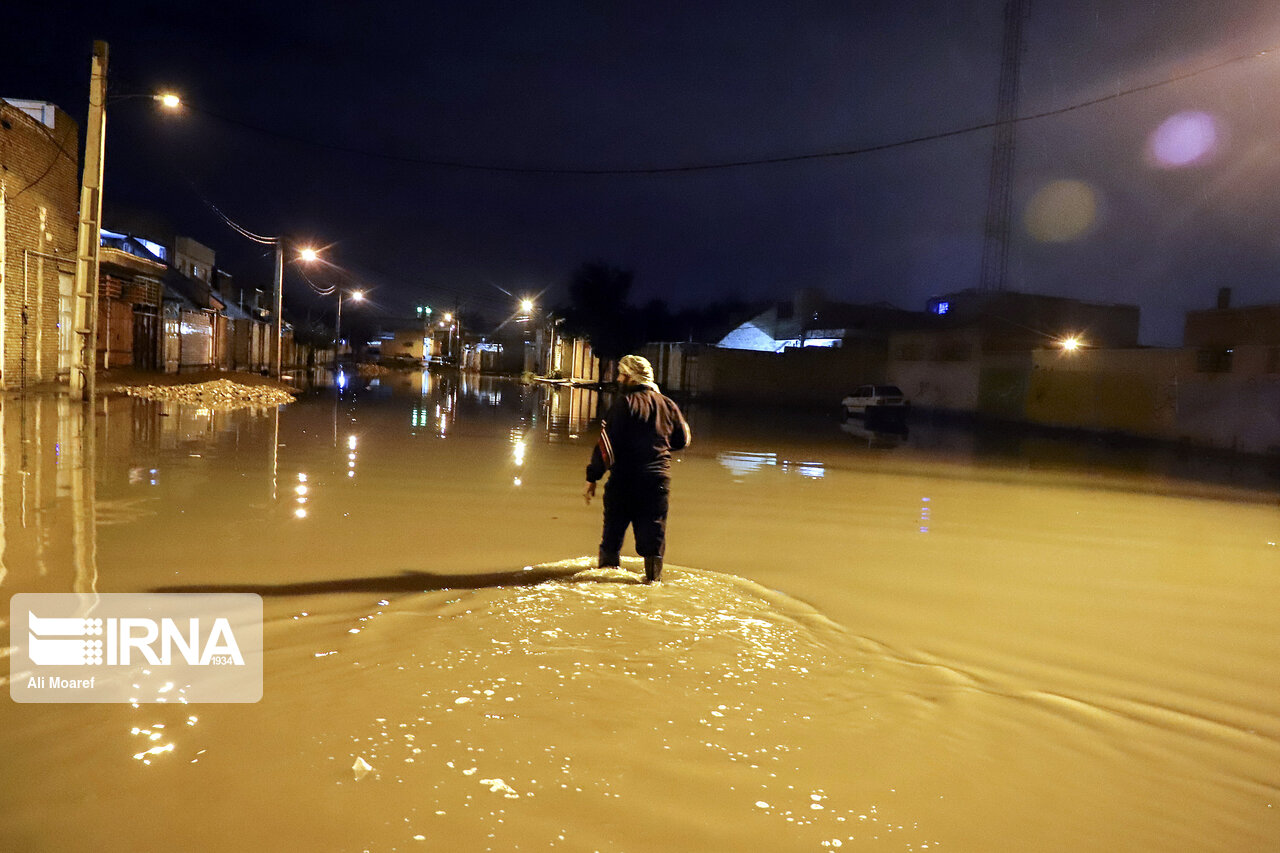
[449, 295, 461, 365]
[71, 40, 108, 400]
[978, 0, 1028, 293]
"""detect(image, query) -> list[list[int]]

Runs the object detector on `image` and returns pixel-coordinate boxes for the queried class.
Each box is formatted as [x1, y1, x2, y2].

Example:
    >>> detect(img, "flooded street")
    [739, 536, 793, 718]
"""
[2, 372, 1279, 852]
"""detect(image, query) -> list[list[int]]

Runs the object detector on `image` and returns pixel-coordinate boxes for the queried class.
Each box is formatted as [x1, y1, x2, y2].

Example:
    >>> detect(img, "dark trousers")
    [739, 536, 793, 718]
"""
[600, 475, 670, 560]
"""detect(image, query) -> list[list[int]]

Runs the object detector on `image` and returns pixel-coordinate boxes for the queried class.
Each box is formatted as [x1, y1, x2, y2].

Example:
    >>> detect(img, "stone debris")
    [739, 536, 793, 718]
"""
[118, 379, 295, 409]
[352, 756, 373, 781]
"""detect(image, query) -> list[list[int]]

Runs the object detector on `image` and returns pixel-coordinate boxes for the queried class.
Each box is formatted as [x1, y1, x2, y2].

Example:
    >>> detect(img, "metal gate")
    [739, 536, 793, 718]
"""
[133, 309, 159, 371]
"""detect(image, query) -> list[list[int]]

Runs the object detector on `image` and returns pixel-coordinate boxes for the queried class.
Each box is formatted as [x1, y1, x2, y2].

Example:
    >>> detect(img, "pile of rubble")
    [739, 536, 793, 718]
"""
[118, 379, 295, 409]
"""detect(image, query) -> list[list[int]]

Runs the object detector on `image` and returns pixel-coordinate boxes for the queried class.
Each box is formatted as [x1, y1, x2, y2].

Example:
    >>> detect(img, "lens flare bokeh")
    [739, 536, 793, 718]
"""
[1147, 111, 1219, 168]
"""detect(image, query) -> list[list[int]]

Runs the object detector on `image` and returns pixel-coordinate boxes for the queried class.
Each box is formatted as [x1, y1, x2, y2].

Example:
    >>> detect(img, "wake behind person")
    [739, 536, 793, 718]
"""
[583, 355, 692, 583]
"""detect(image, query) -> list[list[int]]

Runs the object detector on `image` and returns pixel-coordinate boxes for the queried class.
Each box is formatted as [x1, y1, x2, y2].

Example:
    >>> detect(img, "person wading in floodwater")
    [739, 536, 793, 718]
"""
[583, 354, 692, 583]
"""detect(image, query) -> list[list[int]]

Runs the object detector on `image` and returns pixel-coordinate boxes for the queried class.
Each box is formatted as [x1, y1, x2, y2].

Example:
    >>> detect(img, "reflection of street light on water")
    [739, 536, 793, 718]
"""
[294, 473, 308, 518]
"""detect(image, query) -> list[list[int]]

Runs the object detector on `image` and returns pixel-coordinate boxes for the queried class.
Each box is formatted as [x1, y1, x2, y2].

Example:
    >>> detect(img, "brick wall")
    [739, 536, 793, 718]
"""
[0, 101, 79, 389]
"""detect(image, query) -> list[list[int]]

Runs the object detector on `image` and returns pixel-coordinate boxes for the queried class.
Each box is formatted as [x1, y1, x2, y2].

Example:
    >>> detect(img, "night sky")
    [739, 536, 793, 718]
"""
[6, 1, 1280, 343]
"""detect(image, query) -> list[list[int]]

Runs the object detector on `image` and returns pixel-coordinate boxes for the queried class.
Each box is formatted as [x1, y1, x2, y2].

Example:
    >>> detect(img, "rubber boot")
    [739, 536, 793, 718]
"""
[598, 548, 620, 569]
[644, 556, 663, 583]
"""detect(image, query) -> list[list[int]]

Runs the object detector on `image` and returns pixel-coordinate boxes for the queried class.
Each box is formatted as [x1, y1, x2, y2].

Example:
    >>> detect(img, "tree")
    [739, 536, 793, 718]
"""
[557, 261, 644, 362]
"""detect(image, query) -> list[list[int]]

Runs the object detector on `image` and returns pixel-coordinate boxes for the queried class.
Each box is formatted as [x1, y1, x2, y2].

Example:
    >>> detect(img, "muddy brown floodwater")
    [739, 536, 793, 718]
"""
[2, 371, 1278, 851]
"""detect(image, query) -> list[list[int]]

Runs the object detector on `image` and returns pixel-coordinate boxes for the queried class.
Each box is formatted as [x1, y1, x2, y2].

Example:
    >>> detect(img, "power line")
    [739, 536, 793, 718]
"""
[296, 266, 336, 296]
[186, 45, 1276, 176]
[182, 177, 278, 244]
[9, 117, 78, 199]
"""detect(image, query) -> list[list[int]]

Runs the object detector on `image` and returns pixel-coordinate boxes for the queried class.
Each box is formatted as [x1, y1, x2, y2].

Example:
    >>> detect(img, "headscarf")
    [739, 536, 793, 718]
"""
[617, 354, 657, 388]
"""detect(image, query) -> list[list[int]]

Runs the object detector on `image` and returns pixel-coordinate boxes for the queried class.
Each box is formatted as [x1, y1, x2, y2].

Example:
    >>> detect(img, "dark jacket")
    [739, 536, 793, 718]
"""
[586, 384, 691, 482]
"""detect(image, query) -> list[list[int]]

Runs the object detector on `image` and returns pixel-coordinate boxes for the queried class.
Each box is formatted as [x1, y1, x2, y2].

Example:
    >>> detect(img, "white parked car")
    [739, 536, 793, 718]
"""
[841, 384, 908, 418]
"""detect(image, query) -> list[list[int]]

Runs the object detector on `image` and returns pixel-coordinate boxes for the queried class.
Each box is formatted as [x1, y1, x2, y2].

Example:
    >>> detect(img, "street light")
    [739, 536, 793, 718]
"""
[270, 242, 322, 379]
[1059, 335, 1083, 352]
[517, 297, 541, 373]
[335, 289, 364, 368]
[440, 312, 459, 364]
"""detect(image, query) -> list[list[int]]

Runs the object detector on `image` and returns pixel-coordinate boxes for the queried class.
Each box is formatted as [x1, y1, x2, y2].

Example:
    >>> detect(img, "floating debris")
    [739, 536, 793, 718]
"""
[479, 778, 520, 799]
[118, 379, 295, 409]
[352, 756, 373, 780]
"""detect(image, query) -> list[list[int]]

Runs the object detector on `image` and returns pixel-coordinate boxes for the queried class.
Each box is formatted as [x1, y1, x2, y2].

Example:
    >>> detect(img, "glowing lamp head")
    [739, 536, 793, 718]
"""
[157, 92, 181, 109]
[298, 247, 319, 263]
[351, 290, 364, 302]
[520, 299, 534, 314]
[1060, 336, 1082, 352]
[443, 312, 453, 322]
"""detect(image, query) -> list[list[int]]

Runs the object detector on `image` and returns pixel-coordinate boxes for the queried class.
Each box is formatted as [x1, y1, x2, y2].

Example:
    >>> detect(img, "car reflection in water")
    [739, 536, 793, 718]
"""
[839, 413, 909, 448]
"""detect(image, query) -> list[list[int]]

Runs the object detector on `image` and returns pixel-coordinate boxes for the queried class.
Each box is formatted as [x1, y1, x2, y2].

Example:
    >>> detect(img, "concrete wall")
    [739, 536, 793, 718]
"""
[1023, 348, 1181, 434]
[647, 328, 1280, 454]
[1171, 374, 1280, 454]
[547, 335, 599, 382]
[0, 101, 79, 388]
[644, 342, 704, 393]
[684, 340, 887, 406]
[385, 329, 425, 361]
[1016, 346, 1280, 454]
[887, 327, 983, 411]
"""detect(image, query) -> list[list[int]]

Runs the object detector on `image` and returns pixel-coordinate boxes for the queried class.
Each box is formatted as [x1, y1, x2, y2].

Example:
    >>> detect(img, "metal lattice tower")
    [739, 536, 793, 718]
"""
[978, 0, 1029, 293]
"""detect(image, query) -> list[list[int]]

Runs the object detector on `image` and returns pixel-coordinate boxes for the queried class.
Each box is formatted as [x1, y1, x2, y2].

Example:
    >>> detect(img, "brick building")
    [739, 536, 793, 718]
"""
[0, 99, 80, 389]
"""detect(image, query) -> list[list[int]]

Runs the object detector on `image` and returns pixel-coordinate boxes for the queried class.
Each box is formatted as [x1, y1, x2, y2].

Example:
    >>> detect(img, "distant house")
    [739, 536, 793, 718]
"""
[385, 328, 428, 362]
[922, 289, 1140, 351]
[0, 98, 79, 388]
[173, 236, 216, 286]
[97, 228, 282, 374]
[717, 289, 827, 352]
[890, 289, 1142, 416]
[98, 229, 166, 370]
[717, 289, 923, 352]
[1183, 287, 1280, 375]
